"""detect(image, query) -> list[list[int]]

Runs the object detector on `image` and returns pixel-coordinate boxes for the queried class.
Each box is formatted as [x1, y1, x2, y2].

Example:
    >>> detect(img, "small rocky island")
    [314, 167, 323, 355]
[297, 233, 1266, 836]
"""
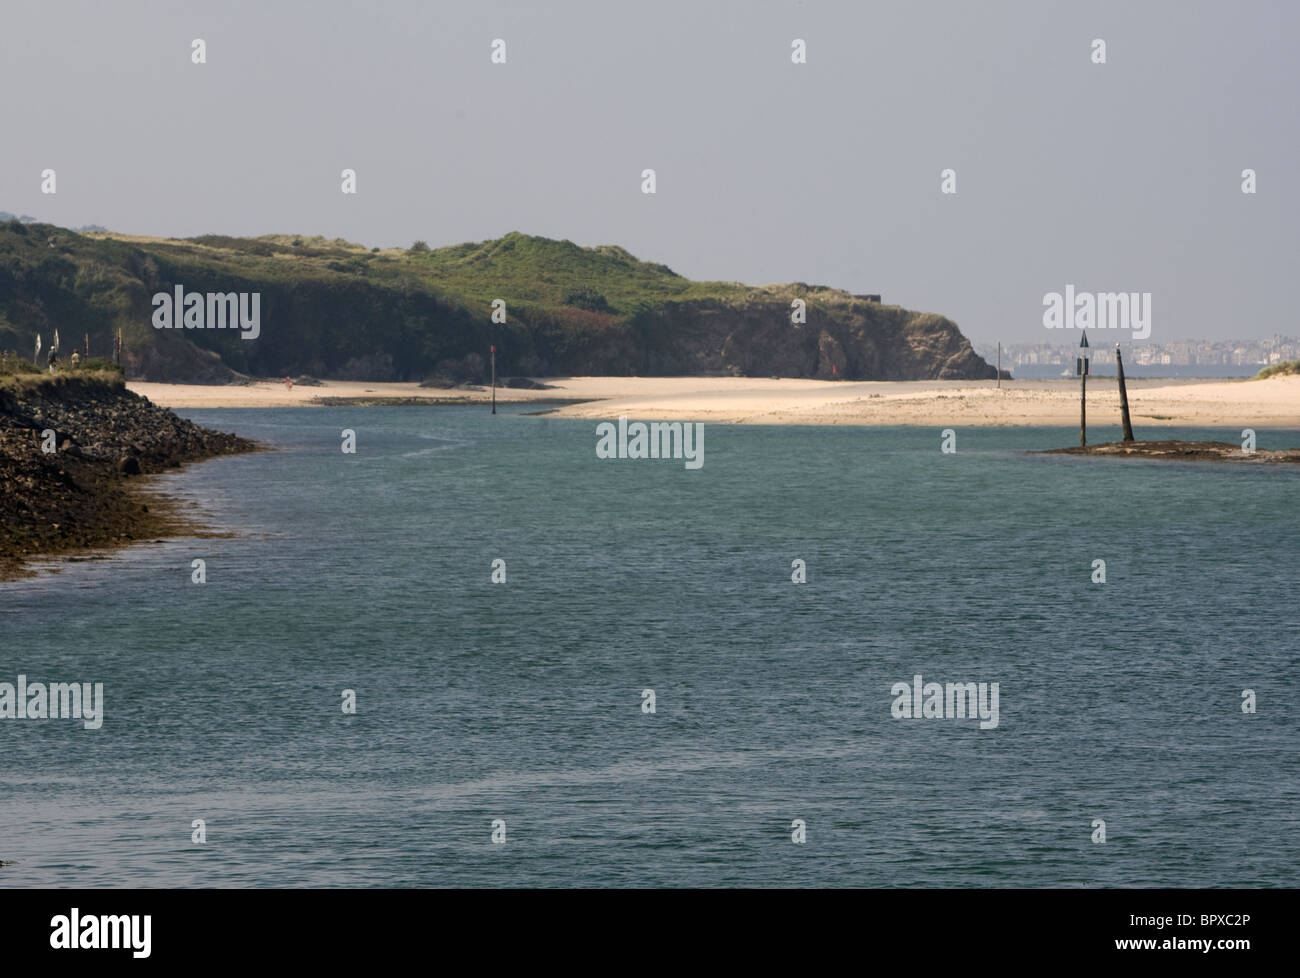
[1038, 348, 1300, 464]
[1044, 440, 1300, 463]
[0, 363, 257, 578]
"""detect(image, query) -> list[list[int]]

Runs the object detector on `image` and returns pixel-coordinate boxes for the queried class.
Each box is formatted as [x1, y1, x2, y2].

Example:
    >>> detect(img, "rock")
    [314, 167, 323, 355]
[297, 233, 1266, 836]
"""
[2, 374, 258, 576]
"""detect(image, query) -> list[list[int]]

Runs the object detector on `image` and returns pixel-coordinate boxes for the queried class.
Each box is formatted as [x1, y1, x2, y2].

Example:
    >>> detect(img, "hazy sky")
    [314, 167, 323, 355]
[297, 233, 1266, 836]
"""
[2, 0, 1295, 345]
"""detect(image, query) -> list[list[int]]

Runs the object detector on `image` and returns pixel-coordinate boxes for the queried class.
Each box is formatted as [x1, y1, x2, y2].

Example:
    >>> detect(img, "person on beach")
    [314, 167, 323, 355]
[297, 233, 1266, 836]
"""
[284, 376, 293, 390]
[47, 347, 58, 373]
[71, 349, 80, 367]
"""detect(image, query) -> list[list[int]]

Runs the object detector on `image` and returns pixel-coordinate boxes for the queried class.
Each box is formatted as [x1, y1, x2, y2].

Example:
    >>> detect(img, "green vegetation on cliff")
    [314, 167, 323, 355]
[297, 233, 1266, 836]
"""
[0, 220, 996, 383]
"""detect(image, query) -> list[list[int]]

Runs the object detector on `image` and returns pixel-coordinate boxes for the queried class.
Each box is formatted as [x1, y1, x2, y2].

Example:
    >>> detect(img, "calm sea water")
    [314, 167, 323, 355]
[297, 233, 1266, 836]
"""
[2, 407, 1298, 887]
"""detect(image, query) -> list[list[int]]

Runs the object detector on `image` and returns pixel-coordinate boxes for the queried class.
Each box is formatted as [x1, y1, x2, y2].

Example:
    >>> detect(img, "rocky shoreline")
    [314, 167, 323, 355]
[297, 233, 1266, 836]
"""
[0, 371, 259, 579]
[1041, 440, 1300, 463]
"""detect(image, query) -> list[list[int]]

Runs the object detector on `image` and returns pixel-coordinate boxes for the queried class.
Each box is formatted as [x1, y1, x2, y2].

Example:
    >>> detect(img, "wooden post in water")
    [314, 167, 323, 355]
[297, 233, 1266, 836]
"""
[490, 344, 496, 415]
[1115, 344, 1135, 442]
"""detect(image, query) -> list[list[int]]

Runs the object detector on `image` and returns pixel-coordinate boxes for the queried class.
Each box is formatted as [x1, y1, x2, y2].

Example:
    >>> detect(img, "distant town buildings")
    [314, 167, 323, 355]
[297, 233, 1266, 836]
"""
[976, 335, 1298, 372]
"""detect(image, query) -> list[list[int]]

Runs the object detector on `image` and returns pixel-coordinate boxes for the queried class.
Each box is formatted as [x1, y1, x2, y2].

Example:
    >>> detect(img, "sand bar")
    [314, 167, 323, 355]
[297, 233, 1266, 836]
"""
[128, 375, 1300, 428]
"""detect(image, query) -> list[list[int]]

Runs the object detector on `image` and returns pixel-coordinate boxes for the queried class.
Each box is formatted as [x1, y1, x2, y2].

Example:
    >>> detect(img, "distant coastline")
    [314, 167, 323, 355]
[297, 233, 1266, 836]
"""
[1001, 363, 1267, 380]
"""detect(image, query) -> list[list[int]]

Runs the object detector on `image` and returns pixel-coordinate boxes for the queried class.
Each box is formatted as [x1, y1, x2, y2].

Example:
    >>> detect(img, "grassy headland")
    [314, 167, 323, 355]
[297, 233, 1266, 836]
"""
[0, 220, 996, 384]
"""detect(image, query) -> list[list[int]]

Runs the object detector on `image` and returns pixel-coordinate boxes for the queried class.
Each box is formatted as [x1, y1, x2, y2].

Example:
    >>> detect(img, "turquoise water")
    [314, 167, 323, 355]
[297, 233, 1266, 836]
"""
[2, 408, 1298, 887]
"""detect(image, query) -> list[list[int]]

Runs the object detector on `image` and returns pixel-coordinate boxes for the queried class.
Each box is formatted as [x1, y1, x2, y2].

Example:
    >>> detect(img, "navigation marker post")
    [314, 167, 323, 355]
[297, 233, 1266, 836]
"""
[1077, 330, 1090, 447]
[490, 344, 496, 415]
[1115, 344, 1135, 442]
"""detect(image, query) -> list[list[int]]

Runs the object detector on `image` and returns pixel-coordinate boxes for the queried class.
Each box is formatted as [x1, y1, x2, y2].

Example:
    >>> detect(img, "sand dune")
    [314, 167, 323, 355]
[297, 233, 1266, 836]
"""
[128, 375, 1300, 428]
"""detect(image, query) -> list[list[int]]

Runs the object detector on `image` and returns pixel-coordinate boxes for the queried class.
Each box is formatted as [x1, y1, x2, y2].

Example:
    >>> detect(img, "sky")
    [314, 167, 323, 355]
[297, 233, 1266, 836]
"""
[1, 0, 1295, 345]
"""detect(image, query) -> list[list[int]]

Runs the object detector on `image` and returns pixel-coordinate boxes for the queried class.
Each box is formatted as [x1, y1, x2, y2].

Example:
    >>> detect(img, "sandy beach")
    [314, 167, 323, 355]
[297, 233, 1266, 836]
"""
[128, 375, 1300, 428]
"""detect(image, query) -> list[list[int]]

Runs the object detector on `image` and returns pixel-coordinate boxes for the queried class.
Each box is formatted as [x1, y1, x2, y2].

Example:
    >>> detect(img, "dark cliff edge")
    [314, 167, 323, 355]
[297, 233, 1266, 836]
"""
[0, 223, 999, 384]
[0, 370, 259, 579]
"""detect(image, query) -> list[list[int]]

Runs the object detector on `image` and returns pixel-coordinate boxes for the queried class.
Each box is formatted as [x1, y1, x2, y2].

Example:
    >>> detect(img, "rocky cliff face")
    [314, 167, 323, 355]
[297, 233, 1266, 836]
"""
[622, 300, 994, 380]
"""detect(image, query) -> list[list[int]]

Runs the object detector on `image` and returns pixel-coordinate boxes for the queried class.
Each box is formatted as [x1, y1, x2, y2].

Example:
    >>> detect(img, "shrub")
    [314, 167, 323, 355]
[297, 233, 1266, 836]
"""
[75, 357, 124, 375]
[564, 286, 612, 312]
[0, 353, 42, 376]
[1257, 359, 1300, 379]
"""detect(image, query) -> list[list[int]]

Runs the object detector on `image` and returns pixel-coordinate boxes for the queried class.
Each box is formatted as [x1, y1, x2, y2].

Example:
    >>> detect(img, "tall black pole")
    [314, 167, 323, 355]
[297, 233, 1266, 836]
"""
[1080, 367, 1087, 448]
[1115, 345, 1134, 442]
[490, 344, 496, 415]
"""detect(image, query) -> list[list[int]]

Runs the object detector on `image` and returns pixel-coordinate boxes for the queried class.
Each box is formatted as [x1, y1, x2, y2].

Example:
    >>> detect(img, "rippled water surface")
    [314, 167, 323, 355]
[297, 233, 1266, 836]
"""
[2, 408, 1297, 887]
